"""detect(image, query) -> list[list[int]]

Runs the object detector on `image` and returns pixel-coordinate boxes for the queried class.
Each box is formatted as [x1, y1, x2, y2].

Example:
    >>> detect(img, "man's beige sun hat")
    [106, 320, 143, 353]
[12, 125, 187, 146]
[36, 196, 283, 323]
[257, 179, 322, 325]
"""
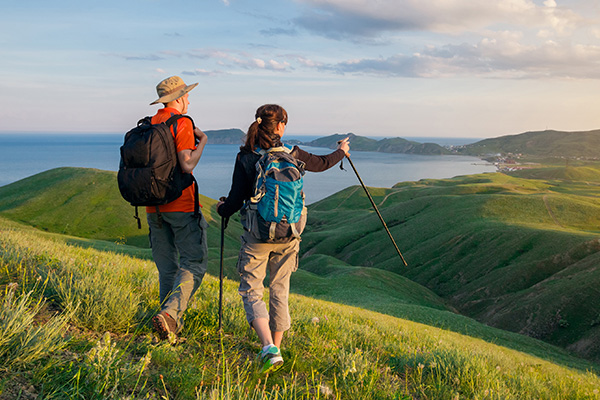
[150, 76, 198, 105]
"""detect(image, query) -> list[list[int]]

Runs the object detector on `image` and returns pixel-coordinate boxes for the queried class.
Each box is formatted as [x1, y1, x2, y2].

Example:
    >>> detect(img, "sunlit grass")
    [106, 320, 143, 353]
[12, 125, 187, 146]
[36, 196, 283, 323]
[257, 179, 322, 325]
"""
[1, 219, 600, 399]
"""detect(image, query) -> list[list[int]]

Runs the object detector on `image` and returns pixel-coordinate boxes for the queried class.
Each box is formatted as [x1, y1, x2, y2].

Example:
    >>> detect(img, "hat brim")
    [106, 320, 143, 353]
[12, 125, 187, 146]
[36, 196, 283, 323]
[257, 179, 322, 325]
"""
[150, 82, 198, 105]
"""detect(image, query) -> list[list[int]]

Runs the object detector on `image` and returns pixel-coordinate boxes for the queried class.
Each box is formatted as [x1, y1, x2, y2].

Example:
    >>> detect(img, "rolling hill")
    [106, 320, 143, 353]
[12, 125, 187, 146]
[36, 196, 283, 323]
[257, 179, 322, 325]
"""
[0, 167, 451, 316]
[3, 167, 600, 397]
[205, 128, 245, 145]
[2, 217, 599, 398]
[303, 167, 600, 361]
[3, 166, 600, 364]
[458, 129, 600, 158]
[304, 132, 451, 155]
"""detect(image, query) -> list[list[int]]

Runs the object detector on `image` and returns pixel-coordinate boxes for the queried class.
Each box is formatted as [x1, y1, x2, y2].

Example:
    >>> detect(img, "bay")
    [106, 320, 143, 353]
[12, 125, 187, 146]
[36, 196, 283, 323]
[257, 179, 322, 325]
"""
[0, 133, 495, 204]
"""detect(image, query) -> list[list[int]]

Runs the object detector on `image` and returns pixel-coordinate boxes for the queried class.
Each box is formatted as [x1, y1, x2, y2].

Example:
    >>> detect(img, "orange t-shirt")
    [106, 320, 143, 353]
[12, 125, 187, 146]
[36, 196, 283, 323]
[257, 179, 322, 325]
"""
[146, 108, 199, 213]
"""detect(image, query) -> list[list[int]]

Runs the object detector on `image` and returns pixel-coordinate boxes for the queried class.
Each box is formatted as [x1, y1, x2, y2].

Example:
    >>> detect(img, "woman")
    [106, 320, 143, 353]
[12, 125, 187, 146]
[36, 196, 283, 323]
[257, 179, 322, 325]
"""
[216, 104, 350, 374]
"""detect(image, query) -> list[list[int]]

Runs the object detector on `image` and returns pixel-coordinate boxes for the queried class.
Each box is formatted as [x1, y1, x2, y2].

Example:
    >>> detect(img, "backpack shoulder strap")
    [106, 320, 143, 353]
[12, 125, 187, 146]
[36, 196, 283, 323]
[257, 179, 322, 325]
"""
[164, 114, 196, 137]
[255, 144, 293, 156]
[166, 115, 199, 215]
[265, 145, 292, 154]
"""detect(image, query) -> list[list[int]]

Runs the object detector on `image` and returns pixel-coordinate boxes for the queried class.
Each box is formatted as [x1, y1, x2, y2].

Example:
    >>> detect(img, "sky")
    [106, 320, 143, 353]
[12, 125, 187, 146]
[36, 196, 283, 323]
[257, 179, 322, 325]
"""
[2, 0, 600, 139]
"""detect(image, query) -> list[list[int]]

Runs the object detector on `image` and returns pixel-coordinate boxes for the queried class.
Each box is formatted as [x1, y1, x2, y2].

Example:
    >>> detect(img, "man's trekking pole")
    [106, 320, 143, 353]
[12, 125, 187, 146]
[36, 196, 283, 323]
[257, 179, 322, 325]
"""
[342, 153, 408, 267]
[218, 198, 229, 332]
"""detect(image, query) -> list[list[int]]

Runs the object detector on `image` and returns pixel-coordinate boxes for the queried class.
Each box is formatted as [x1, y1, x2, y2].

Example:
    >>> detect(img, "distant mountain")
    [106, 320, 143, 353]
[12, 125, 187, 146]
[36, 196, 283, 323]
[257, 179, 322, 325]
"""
[205, 128, 245, 145]
[303, 133, 451, 155]
[458, 129, 600, 158]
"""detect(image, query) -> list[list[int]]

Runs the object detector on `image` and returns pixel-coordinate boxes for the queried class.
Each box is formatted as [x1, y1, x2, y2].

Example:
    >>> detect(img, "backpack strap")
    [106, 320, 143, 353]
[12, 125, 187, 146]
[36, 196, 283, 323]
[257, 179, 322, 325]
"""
[290, 223, 301, 240]
[257, 145, 292, 156]
[134, 206, 142, 229]
[155, 206, 163, 229]
[192, 175, 200, 219]
[164, 114, 196, 134]
[165, 114, 201, 220]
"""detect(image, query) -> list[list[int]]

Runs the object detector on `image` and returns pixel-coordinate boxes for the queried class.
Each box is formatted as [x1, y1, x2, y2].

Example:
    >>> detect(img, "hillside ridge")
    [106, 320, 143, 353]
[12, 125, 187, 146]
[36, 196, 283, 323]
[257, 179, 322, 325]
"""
[3, 166, 600, 363]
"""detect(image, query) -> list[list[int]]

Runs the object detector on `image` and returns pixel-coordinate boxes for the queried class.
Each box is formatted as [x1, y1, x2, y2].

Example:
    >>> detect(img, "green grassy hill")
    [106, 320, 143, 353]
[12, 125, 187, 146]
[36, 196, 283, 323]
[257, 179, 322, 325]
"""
[1, 216, 599, 399]
[0, 167, 236, 251]
[508, 165, 600, 183]
[3, 167, 600, 363]
[459, 129, 600, 158]
[2, 167, 600, 397]
[205, 128, 245, 145]
[304, 133, 451, 155]
[0, 168, 448, 315]
[304, 171, 600, 361]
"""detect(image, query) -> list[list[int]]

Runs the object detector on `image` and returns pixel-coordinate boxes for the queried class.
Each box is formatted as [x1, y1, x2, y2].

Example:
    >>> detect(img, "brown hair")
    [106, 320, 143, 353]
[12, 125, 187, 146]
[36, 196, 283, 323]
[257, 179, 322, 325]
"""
[241, 104, 288, 152]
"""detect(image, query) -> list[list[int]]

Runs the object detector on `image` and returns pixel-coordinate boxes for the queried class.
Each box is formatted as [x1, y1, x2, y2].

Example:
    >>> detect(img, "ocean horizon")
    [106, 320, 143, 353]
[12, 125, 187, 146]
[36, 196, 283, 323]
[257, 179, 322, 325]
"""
[0, 133, 494, 204]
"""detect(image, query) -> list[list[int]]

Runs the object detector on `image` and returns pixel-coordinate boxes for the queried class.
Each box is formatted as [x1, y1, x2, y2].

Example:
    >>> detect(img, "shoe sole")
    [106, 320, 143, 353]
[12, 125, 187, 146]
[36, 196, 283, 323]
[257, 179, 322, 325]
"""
[261, 357, 284, 374]
[152, 314, 172, 341]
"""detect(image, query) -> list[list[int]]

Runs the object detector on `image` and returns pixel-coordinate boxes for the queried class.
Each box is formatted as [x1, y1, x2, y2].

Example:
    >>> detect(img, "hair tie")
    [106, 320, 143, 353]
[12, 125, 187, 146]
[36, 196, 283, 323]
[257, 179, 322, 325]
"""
[256, 117, 262, 124]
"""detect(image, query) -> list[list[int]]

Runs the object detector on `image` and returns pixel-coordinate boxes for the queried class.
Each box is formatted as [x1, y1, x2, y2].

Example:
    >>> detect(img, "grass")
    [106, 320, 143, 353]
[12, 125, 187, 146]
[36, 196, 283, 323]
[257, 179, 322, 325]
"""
[302, 170, 600, 361]
[1, 220, 600, 399]
[457, 129, 600, 158]
[0, 167, 232, 251]
[2, 166, 600, 397]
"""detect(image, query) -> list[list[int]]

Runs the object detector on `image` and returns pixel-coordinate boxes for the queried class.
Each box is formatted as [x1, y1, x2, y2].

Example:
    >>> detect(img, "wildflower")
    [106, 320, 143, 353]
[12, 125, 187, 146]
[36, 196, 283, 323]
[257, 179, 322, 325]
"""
[311, 317, 320, 324]
[418, 363, 425, 369]
[319, 384, 334, 397]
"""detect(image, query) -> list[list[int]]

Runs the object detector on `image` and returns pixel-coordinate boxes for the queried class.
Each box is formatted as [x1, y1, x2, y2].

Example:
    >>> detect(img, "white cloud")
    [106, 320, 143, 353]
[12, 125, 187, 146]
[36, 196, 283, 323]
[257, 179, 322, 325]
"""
[181, 68, 224, 76]
[252, 58, 266, 68]
[293, 0, 585, 37]
[267, 59, 291, 70]
[319, 35, 600, 79]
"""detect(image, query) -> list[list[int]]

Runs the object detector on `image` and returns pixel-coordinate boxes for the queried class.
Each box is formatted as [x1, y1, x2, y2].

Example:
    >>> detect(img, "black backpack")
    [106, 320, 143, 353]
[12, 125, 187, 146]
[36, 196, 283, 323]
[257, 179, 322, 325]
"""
[117, 115, 199, 228]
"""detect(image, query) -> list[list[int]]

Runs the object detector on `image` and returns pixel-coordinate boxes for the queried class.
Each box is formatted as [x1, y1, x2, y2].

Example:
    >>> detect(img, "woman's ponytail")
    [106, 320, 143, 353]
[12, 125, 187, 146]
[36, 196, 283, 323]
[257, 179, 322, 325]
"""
[241, 104, 288, 152]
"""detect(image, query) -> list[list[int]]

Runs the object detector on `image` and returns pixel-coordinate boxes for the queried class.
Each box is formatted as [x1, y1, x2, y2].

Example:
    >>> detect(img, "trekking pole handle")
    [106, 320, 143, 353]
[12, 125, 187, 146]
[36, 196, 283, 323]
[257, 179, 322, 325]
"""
[218, 197, 229, 229]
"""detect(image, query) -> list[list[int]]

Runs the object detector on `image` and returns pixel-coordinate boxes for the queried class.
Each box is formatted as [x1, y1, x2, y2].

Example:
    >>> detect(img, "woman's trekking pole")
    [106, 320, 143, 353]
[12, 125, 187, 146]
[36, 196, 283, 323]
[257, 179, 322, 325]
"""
[218, 199, 229, 332]
[344, 155, 408, 267]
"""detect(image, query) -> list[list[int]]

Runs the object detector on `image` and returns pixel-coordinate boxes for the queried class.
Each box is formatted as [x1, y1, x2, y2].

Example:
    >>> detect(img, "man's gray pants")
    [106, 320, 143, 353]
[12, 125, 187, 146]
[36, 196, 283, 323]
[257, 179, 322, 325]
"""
[147, 211, 208, 325]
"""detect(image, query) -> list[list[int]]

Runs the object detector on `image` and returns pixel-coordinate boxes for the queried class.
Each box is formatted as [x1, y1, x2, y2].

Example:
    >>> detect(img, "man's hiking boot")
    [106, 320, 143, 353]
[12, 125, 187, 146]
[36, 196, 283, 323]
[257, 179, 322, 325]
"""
[152, 311, 177, 343]
[258, 345, 284, 374]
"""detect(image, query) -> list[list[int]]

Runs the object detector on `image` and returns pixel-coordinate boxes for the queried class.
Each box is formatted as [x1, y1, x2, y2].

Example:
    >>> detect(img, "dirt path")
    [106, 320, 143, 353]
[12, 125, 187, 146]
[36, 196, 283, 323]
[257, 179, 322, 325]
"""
[543, 194, 564, 228]
[378, 190, 400, 207]
[333, 186, 360, 210]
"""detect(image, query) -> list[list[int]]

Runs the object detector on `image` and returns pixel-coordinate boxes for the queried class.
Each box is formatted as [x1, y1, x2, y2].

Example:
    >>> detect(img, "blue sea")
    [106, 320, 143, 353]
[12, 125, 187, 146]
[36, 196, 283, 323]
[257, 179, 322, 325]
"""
[0, 133, 494, 204]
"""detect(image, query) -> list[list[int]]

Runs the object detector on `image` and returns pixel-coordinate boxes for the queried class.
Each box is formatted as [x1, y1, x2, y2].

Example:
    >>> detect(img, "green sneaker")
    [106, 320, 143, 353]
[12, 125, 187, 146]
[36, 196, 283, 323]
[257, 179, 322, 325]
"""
[258, 345, 284, 374]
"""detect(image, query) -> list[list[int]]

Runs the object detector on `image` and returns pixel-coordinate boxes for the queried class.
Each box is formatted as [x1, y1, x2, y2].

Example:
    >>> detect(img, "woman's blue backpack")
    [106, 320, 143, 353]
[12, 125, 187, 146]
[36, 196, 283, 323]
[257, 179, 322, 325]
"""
[242, 145, 307, 242]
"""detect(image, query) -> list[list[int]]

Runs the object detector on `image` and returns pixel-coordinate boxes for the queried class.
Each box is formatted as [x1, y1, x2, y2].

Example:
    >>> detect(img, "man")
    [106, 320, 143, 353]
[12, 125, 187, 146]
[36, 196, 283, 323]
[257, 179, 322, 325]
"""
[148, 76, 208, 342]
